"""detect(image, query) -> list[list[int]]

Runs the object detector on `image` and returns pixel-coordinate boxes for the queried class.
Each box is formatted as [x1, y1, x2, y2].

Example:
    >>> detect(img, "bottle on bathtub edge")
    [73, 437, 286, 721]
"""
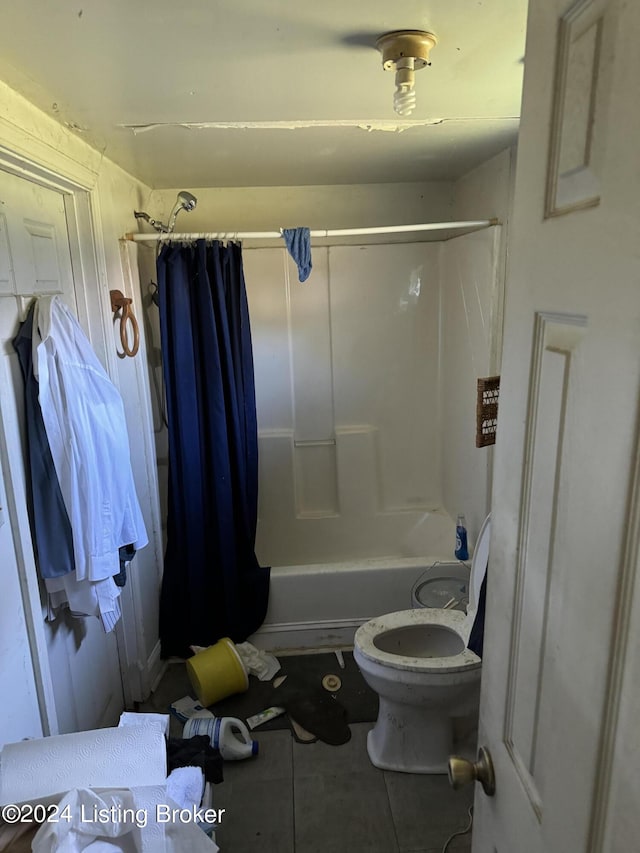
[455, 514, 469, 561]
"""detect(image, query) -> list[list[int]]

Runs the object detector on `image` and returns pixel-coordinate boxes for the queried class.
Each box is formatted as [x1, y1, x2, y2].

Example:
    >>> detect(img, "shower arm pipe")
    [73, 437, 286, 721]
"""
[124, 219, 499, 242]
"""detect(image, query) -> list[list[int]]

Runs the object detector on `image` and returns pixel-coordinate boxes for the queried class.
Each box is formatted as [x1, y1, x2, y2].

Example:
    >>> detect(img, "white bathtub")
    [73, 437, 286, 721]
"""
[249, 555, 458, 652]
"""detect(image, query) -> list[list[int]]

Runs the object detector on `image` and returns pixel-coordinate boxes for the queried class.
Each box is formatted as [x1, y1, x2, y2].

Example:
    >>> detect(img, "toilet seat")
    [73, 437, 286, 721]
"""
[355, 609, 481, 675]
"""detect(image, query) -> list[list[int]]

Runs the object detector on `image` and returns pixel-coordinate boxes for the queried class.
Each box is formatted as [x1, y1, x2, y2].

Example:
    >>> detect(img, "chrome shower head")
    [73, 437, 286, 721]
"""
[167, 190, 198, 231]
[176, 191, 197, 212]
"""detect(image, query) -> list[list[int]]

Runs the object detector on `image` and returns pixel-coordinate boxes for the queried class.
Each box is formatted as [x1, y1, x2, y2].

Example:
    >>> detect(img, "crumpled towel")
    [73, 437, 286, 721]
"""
[166, 766, 204, 811]
[282, 227, 312, 282]
[235, 642, 281, 681]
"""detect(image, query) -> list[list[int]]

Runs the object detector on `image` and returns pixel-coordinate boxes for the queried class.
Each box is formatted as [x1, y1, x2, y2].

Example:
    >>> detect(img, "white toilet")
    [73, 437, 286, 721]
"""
[354, 515, 490, 774]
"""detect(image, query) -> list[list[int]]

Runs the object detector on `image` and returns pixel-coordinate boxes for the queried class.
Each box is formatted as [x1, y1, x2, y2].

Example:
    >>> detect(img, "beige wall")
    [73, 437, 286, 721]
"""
[453, 146, 515, 225]
[148, 181, 454, 234]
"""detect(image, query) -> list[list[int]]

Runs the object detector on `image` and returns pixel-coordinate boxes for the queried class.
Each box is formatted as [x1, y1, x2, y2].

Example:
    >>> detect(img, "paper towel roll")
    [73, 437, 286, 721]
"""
[118, 711, 170, 737]
[0, 726, 167, 806]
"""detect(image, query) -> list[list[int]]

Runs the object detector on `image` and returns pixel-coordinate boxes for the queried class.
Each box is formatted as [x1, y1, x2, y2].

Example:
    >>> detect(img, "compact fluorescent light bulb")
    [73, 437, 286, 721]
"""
[393, 57, 416, 116]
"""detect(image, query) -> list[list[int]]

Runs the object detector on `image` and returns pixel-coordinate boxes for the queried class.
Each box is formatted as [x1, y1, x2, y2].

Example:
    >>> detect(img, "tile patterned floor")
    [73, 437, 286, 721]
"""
[141, 666, 474, 853]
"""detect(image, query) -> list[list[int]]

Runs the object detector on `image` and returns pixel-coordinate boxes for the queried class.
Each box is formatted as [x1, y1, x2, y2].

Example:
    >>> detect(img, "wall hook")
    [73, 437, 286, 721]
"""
[110, 289, 140, 357]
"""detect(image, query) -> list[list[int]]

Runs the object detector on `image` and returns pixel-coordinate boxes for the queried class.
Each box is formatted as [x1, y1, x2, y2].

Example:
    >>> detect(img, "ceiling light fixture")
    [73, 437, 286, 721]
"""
[376, 30, 438, 117]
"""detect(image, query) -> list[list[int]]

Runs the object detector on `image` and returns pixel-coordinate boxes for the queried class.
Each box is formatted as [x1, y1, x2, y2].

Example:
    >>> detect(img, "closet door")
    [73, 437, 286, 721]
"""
[0, 169, 124, 740]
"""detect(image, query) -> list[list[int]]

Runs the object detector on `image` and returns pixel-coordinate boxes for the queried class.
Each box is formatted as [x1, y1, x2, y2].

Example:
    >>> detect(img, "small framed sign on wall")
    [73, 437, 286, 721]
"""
[476, 376, 500, 448]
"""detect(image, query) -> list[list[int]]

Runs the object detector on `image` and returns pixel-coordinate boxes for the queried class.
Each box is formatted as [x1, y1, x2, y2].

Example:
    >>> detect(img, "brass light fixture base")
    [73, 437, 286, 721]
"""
[376, 30, 438, 71]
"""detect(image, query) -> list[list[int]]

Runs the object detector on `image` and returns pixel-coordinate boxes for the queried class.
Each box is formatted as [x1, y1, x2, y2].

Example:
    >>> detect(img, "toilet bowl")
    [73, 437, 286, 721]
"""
[354, 515, 490, 774]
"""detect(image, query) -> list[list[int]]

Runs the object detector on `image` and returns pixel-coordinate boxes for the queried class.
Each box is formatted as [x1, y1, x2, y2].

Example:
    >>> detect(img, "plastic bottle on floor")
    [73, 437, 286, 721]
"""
[184, 713, 259, 760]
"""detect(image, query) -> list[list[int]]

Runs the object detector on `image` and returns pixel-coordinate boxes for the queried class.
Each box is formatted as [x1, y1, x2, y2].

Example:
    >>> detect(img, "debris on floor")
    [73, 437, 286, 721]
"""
[274, 677, 351, 746]
[289, 717, 317, 744]
[246, 705, 287, 729]
[321, 673, 342, 692]
[170, 695, 213, 722]
[235, 642, 281, 681]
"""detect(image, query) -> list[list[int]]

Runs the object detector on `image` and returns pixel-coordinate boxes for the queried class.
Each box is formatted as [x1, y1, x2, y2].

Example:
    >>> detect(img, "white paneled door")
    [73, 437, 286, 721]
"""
[473, 0, 640, 851]
[0, 169, 124, 738]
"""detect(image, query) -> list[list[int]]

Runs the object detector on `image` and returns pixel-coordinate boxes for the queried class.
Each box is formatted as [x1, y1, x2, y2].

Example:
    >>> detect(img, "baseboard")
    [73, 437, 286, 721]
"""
[249, 617, 367, 653]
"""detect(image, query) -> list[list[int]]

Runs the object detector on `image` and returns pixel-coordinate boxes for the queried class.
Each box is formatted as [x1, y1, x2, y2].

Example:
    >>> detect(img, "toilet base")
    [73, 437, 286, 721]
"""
[366, 697, 454, 774]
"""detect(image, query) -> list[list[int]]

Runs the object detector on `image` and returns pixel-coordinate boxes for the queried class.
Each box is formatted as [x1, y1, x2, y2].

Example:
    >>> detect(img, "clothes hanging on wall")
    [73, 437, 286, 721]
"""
[13, 304, 76, 579]
[34, 296, 147, 580]
[16, 295, 148, 631]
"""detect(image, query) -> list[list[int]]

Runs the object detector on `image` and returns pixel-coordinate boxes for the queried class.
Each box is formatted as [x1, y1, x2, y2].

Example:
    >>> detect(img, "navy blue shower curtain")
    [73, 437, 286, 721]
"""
[157, 240, 270, 658]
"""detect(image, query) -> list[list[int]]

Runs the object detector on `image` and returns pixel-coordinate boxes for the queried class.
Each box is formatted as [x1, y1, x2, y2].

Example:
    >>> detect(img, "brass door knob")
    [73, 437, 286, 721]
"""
[448, 746, 496, 797]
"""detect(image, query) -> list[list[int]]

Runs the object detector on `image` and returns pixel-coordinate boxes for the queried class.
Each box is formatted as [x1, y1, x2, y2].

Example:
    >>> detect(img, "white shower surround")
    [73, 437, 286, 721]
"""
[244, 229, 499, 648]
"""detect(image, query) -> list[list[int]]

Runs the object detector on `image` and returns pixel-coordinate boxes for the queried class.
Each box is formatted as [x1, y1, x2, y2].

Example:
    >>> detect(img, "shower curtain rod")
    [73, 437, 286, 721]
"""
[125, 219, 498, 242]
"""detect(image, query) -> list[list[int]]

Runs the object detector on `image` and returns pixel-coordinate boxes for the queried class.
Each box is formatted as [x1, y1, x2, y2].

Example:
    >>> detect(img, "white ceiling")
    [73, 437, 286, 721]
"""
[0, 0, 528, 189]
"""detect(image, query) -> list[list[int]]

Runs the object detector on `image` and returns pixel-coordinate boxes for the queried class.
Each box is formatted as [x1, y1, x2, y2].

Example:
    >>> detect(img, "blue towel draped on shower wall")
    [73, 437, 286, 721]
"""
[157, 240, 270, 658]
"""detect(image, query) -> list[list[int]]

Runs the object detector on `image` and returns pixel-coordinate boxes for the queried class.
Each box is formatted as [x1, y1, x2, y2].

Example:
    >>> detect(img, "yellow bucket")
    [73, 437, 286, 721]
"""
[186, 637, 249, 707]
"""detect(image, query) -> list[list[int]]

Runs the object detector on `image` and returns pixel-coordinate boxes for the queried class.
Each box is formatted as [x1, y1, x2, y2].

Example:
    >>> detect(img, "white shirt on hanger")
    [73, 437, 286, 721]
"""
[34, 295, 148, 630]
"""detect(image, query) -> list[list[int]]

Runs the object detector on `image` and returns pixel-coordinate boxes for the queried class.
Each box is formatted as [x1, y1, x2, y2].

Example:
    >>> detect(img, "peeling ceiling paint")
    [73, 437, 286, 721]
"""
[121, 119, 447, 134]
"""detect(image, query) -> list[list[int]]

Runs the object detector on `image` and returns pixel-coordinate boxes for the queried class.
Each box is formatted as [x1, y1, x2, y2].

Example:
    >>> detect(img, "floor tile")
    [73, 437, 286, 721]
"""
[214, 776, 294, 853]
[223, 729, 293, 783]
[294, 771, 399, 853]
[212, 729, 294, 852]
[292, 721, 376, 779]
[384, 771, 473, 851]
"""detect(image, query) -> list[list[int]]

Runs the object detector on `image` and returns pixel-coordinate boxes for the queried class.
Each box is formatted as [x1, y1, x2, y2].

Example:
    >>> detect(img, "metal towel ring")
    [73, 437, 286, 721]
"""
[110, 289, 140, 357]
